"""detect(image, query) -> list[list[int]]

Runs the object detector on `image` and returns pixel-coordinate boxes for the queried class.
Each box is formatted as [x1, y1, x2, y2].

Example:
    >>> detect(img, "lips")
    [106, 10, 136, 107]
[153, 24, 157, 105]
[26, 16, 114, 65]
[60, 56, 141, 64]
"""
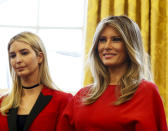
[16, 66, 25, 69]
[103, 53, 117, 59]
[16, 66, 25, 71]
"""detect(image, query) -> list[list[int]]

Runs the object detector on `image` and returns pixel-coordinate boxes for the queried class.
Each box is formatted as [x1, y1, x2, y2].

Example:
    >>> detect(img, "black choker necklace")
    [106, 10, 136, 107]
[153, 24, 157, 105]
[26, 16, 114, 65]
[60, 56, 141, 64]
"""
[22, 83, 40, 89]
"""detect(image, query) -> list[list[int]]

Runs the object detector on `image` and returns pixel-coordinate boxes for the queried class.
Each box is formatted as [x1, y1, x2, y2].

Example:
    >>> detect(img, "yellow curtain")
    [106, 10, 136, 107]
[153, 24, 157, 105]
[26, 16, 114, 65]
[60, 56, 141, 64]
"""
[84, 0, 168, 121]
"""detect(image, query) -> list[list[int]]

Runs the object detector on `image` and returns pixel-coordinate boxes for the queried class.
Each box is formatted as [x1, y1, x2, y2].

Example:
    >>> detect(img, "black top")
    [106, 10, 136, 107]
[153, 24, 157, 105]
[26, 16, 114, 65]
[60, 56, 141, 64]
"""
[17, 115, 28, 131]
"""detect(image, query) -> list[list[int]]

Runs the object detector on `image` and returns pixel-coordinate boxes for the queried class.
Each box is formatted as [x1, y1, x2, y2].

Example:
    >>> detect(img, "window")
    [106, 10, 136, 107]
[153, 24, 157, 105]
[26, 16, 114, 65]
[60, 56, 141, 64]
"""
[0, 0, 87, 93]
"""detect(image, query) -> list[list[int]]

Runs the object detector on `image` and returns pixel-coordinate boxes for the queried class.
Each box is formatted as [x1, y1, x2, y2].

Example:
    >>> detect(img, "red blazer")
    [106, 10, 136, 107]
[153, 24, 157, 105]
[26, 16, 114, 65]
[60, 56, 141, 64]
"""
[0, 87, 72, 131]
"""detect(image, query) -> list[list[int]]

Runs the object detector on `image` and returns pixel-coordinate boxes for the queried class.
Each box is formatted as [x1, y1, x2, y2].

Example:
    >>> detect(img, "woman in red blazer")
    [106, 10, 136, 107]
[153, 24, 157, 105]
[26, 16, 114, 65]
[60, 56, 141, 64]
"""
[0, 32, 72, 131]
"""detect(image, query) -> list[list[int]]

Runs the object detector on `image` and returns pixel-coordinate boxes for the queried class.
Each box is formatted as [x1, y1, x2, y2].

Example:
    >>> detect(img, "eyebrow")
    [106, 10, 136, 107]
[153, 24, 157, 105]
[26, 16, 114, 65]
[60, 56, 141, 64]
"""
[99, 35, 121, 37]
[9, 48, 29, 54]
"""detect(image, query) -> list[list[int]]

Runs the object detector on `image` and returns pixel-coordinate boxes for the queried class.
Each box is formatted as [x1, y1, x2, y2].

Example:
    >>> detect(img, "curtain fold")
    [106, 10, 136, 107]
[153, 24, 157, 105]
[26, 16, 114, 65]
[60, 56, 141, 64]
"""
[84, 0, 168, 121]
[150, 0, 168, 119]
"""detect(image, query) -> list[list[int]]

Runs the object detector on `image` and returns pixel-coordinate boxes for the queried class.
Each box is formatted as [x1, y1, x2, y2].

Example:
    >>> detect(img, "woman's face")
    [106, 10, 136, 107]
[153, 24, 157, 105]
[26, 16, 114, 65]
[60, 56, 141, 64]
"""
[98, 25, 128, 69]
[9, 41, 43, 78]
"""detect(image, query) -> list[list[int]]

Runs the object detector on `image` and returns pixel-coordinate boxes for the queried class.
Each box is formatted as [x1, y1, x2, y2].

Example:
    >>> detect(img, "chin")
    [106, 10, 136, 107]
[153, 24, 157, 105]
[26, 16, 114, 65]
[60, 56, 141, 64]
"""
[17, 74, 27, 77]
[103, 62, 116, 66]
[16, 72, 29, 77]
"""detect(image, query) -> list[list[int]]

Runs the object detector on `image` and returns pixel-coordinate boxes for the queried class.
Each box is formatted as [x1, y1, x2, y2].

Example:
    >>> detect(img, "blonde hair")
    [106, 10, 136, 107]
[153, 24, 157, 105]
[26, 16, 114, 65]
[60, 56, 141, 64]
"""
[83, 15, 152, 105]
[0, 31, 59, 115]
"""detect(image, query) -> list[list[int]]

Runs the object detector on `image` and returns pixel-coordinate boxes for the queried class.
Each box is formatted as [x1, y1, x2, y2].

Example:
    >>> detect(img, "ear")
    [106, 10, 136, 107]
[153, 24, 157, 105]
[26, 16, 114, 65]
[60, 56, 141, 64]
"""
[38, 52, 44, 64]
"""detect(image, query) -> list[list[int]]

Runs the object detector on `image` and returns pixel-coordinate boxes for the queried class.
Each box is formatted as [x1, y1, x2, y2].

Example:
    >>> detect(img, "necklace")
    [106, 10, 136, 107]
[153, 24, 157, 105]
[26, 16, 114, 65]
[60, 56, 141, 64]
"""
[22, 83, 40, 89]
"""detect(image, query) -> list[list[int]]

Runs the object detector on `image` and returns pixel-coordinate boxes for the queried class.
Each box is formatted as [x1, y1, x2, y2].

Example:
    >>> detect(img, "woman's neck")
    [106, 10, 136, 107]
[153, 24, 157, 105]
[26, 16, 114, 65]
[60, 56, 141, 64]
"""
[21, 68, 40, 86]
[108, 63, 128, 85]
[22, 85, 42, 96]
[21, 78, 42, 96]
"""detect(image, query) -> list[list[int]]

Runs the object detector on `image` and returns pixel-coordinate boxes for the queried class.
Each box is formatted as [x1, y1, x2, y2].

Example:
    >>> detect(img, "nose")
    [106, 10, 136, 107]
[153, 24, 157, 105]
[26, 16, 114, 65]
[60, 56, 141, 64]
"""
[16, 54, 23, 64]
[104, 39, 111, 50]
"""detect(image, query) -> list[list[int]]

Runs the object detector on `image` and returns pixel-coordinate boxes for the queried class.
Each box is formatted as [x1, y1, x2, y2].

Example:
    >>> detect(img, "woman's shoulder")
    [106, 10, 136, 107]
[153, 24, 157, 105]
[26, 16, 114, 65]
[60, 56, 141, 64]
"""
[54, 90, 73, 99]
[75, 84, 93, 96]
[72, 84, 94, 103]
[42, 86, 73, 100]
[138, 79, 158, 91]
[41, 87, 73, 112]
[136, 79, 160, 98]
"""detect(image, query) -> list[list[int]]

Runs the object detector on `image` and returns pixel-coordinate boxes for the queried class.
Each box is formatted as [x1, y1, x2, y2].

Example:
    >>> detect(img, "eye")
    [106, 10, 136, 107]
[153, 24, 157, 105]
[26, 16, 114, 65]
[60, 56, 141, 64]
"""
[9, 54, 16, 58]
[98, 37, 106, 43]
[112, 37, 122, 42]
[21, 51, 29, 55]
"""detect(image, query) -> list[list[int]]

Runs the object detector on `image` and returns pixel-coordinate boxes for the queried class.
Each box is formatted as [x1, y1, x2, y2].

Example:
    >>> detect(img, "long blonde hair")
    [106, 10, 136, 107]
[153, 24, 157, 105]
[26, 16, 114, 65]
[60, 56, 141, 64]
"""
[83, 15, 152, 105]
[0, 32, 59, 115]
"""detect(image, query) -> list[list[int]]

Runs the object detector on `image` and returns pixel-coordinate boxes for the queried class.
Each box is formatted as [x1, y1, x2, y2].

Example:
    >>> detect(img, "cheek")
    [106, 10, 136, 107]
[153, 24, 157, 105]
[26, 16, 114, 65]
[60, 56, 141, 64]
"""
[26, 54, 38, 63]
[98, 45, 103, 56]
[29, 57, 40, 67]
[120, 48, 128, 60]
[98, 50, 103, 60]
[10, 59, 15, 68]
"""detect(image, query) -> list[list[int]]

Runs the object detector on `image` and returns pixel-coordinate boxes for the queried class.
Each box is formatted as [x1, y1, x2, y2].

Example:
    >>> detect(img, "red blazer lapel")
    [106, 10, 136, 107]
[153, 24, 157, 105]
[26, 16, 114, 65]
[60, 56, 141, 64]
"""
[7, 108, 18, 131]
[23, 92, 52, 131]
